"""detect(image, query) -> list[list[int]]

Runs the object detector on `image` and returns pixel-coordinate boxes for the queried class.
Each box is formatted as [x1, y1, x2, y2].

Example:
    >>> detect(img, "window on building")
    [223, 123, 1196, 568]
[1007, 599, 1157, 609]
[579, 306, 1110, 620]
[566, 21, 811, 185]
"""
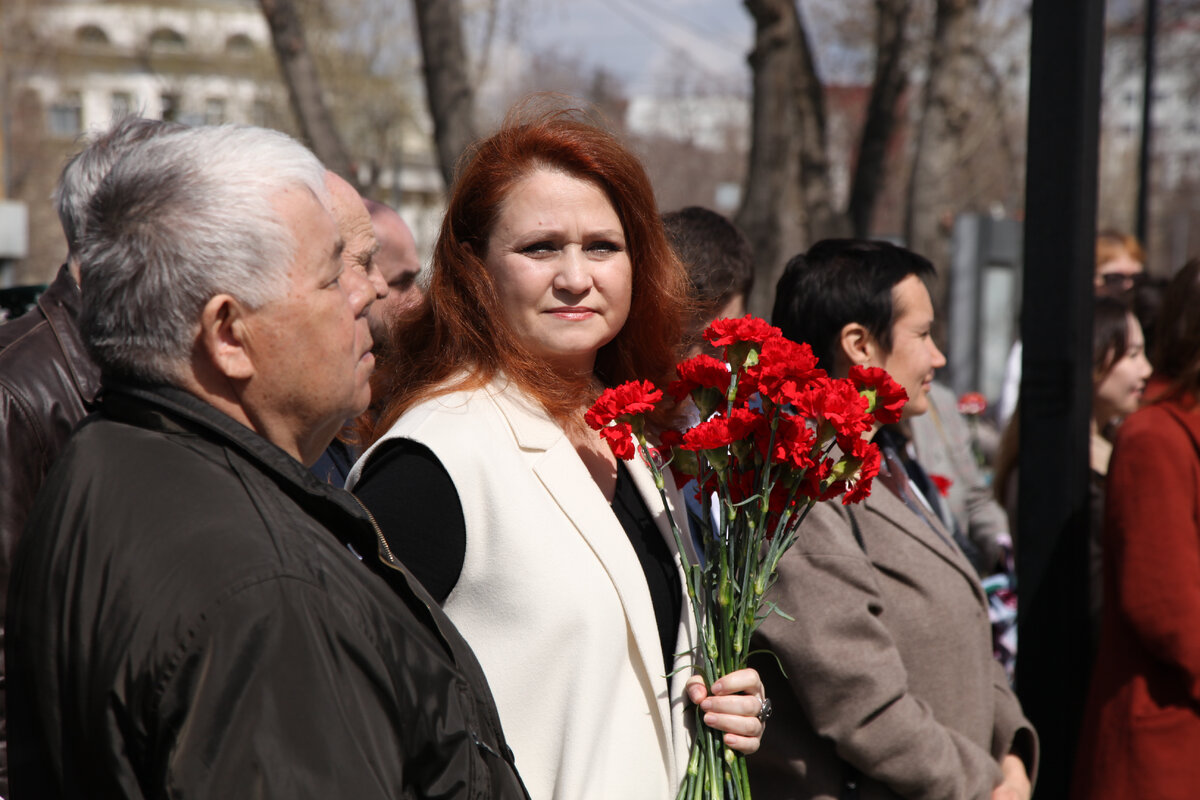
[149, 27, 186, 52]
[48, 92, 83, 138]
[226, 33, 256, 55]
[205, 98, 226, 125]
[160, 93, 180, 122]
[76, 24, 109, 46]
[111, 91, 133, 120]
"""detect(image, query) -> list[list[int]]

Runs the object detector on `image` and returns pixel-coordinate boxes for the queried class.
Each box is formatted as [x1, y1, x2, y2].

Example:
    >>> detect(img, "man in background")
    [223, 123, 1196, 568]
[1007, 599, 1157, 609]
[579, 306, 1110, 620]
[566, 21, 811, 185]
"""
[662, 205, 754, 355]
[365, 198, 422, 332]
[0, 116, 182, 796]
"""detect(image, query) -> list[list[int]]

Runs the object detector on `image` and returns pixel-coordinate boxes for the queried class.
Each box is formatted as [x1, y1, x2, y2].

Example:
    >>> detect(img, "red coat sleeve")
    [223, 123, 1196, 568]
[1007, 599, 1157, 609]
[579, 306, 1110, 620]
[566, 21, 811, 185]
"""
[1106, 407, 1200, 702]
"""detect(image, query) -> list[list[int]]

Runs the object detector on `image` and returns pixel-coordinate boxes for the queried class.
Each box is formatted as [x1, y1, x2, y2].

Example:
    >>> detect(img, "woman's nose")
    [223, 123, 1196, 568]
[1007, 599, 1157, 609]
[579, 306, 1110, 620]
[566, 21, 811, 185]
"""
[553, 248, 593, 294]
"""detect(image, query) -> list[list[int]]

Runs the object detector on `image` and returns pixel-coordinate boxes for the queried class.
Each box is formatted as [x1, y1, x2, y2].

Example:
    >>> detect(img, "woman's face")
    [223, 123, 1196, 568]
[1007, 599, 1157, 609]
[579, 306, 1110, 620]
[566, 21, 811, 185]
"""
[484, 169, 633, 375]
[1095, 250, 1144, 295]
[1095, 313, 1152, 422]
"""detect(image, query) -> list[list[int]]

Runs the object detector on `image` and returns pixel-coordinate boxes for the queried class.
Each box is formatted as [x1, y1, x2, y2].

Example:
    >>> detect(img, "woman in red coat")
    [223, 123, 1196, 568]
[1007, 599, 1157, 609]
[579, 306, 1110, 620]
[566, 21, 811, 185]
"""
[1073, 257, 1200, 800]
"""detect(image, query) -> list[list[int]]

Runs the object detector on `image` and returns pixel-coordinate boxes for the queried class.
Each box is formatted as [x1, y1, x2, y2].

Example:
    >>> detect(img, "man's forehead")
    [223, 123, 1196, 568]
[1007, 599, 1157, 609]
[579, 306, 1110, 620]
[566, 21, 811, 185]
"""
[324, 174, 373, 241]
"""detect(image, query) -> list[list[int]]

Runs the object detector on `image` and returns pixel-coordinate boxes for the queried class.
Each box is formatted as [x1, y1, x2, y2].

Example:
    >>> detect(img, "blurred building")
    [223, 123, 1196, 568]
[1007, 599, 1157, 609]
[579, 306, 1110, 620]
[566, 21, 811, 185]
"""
[0, 0, 442, 287]
[1100, 14, 1200, 271]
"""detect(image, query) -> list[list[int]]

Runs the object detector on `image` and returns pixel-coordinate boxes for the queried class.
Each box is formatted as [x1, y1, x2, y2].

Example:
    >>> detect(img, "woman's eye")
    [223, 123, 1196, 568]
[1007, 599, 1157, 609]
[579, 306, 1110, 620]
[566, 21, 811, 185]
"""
[520, 241, 555, 255]
[587, 240, 621, 254]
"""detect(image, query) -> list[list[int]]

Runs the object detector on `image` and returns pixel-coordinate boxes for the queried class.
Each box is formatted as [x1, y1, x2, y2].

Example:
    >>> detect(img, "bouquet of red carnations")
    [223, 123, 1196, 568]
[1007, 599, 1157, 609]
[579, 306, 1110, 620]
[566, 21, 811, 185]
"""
[586, 316, 907, 800]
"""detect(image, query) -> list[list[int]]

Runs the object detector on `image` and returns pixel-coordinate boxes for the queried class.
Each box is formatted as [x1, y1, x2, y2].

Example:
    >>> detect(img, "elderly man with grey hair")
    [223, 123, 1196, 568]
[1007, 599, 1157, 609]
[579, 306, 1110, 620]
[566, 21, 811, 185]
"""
[6, 124, 529, 799]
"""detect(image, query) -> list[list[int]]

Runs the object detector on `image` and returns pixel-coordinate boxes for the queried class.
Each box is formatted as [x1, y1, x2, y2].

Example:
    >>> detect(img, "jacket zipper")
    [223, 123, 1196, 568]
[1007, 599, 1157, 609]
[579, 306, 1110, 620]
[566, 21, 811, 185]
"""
[348, 493, 401, 568]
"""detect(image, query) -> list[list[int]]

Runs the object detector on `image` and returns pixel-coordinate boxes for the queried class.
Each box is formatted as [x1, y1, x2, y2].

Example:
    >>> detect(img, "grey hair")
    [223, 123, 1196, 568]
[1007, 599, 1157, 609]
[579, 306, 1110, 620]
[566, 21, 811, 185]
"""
[78, 124, 329, 384]
[55, 116, 187, 257]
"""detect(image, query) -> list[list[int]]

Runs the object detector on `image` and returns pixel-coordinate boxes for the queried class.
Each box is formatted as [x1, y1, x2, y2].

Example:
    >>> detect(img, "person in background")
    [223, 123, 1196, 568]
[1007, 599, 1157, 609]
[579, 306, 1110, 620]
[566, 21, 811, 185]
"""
[906, 383, 1011, 577]
[997, 229, 1146, 428]
[0, 115, 183, 796]
[754, 238, 1037, 800]
[365, 198, 423, 328]
[348, 108, 766, 799]
[309, 172, 389, 485]
[994, 296, 1151, 655]
[6, 123, 528, 799]
[1093, 229, 1146, 297]
[1085, 297, 1151, 647]
[661, 205, 754, 354]
[661, 206, 756, 545]
[1072, 258, 1200, 800]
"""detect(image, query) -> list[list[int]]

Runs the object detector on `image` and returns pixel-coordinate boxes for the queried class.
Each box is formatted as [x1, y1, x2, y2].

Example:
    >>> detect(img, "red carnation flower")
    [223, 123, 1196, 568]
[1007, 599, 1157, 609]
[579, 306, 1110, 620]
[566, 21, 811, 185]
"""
[597, 424, 636, 460]
[585, 380, 663, 461]
[668, 353, 731, 403]
[750, 337, 826, 406]
[766, 414, 818, 471]
[703, 315, 781, 349]
[849, 365, 908, 426]
[725, 406, 766, 441]
[683, 415, 737, 452]
[793, 377, 873, 441]
[957, 391, 987, 416]
[838, 438, 882, 505]
[794, 456, 838, 502]
[929, 473, 953, 497]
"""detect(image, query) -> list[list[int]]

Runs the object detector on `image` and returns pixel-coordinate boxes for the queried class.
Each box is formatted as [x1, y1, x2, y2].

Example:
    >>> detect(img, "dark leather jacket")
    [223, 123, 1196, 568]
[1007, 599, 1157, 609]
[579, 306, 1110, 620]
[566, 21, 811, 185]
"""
[0, 265, 100, 797]
[6, 384, 529, 799]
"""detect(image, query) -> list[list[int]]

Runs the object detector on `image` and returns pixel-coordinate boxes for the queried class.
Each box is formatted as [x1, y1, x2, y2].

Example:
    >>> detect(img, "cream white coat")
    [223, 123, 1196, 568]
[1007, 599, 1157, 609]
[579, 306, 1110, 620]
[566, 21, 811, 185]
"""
[347, 380, 696, 800]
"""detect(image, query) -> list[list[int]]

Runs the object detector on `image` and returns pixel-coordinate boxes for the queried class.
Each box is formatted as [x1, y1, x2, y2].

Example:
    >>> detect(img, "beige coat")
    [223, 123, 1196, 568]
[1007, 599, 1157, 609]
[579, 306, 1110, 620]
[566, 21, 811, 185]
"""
[348, 380, 696, 800]
[749, 464, 1036, 800]
[907, 382, 1009, 573]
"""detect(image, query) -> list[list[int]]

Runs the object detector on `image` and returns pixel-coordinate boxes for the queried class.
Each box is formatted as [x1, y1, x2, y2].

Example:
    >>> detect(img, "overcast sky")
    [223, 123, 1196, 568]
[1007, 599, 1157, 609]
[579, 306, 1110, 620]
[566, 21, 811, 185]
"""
[491, 0, 755, 96]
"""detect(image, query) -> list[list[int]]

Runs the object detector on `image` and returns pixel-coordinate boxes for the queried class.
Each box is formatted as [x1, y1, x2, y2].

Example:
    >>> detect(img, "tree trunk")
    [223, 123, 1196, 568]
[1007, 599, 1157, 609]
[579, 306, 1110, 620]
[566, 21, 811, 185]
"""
[737, 0, 842, 318]
[905, 0, 979, 300]
[847, 0, 913, 238]
[412, 0, 477, 189]
[258, 0, 354, 182]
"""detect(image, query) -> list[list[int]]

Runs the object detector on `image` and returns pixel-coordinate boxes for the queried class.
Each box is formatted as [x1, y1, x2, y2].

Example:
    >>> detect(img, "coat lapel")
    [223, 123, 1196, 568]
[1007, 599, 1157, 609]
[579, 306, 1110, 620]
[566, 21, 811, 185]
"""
[862, 479, 987, 604]
[488, 384, 682, 771]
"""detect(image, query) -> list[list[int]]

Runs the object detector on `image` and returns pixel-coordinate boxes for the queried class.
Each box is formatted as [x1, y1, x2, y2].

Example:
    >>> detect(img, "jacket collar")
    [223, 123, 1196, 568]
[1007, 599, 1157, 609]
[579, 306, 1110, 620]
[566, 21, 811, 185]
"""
[1143, 376, 1200, 448]
[484, 378, 565, 451]
[486, 377, 692, 772]
[102, 382, 501, 685]
[39, 264, 102, 406]
[859, 455, 987, 603]
[101, 382, 380, 555]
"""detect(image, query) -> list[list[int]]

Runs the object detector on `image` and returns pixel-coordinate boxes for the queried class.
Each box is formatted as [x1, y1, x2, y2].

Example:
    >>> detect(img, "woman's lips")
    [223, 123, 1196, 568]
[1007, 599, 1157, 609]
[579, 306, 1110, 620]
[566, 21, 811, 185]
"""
[546, 306, 596, 320]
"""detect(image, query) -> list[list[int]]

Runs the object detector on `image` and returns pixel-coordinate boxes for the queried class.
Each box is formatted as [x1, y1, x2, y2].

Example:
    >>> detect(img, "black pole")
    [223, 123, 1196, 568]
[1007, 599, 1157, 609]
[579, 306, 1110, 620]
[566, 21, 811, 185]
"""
[1136, 0, 1158, 245]
[1017, 1, 1105, 798]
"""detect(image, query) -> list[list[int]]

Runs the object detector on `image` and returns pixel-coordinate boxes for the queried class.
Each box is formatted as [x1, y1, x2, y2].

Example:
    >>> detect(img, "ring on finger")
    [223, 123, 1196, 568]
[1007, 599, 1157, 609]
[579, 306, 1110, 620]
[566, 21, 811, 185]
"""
[756, 696, 773, 724]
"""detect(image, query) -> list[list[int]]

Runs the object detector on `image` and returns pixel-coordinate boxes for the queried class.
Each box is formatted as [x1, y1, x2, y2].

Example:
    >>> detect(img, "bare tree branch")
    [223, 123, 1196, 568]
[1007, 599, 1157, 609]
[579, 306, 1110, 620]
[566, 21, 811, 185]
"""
[412, 0, 478, 188]
[259, 0, 355, 182]
[847, 0, 913, 237]
[737, 0, 846, 317]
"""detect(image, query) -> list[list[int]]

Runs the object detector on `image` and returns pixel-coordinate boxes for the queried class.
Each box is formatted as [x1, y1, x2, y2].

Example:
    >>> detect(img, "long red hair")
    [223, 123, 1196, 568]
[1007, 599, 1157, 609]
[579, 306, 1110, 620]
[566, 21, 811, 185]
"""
[366, 105, 689, 443]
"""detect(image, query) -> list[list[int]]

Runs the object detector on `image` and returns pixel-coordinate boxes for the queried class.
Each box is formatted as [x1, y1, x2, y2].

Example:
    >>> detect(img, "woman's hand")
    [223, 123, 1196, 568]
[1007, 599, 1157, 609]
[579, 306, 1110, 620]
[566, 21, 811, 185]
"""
[990, 754, 1031, 800]
[685, 668, 767, 754]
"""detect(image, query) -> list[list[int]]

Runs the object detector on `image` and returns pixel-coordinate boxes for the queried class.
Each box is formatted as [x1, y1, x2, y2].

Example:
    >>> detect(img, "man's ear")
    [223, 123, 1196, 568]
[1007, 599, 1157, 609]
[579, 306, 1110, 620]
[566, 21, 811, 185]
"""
[198, 294, 255, 381]
[838, 321, 879, 368]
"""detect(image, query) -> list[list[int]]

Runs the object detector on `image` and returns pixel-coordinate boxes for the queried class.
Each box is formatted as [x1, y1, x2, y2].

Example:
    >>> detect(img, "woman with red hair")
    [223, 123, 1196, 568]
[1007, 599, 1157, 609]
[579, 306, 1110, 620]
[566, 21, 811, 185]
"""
[347, 107, 765, 799]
